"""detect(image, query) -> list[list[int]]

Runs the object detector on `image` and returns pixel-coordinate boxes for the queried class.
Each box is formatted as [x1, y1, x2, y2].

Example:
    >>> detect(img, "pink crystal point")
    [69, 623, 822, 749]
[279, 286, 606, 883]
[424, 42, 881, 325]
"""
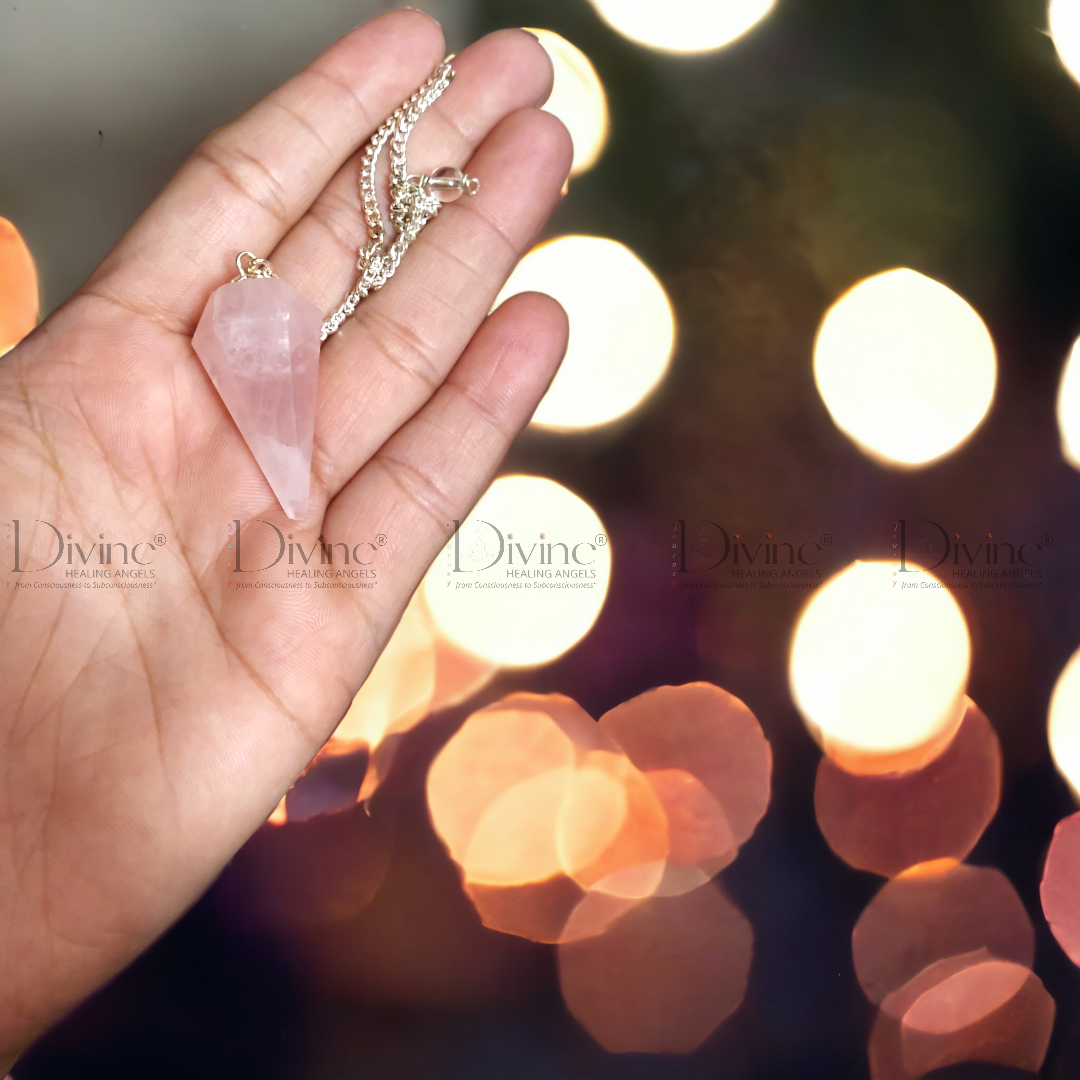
[192, 276, 323, 520]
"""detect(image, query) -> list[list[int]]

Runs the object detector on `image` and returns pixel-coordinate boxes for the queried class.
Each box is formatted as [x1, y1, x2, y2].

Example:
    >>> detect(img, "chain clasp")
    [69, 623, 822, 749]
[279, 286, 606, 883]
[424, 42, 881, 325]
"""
[407, 168, 480, 203]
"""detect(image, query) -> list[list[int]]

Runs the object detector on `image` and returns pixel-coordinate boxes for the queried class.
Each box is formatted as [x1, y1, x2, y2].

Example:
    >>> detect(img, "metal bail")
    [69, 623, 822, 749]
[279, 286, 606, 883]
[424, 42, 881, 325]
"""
[234, 251, 276, 281]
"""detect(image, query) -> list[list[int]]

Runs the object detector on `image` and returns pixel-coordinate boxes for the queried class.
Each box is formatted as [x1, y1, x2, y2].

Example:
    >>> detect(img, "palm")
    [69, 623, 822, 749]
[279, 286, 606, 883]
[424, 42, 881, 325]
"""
[0, 12, 569, 1063]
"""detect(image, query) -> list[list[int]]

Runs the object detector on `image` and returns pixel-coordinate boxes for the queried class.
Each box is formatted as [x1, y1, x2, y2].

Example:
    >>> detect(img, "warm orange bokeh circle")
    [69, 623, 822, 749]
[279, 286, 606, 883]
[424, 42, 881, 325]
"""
[0, 218, 38, 354]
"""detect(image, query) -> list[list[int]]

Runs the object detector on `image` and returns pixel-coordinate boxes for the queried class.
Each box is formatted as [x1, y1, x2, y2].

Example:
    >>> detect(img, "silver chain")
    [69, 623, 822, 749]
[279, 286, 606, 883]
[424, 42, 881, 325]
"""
[318, 57, 477, 341]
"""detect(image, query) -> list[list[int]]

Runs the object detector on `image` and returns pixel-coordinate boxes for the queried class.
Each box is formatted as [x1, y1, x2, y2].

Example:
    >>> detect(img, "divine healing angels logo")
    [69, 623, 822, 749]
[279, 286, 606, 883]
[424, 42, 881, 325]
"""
[443, 516, 604, 582]
[419, 475, 612, 668]
[671, 519, 831, 589]
[7, 519, 157, 589]
[891, 519, 1048, 588]
[226, 518, 384, 590]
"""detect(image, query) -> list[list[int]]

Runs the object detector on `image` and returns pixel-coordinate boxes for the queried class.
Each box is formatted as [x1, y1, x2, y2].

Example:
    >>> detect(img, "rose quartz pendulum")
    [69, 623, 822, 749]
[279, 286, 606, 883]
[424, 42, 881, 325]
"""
[190, 60, 478, 521]
[192, 254, 323, 520]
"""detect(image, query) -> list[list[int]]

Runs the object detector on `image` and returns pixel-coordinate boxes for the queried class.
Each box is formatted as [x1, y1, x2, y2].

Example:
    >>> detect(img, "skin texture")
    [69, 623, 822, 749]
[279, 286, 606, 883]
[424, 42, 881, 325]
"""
[0, 12, 571, 1065]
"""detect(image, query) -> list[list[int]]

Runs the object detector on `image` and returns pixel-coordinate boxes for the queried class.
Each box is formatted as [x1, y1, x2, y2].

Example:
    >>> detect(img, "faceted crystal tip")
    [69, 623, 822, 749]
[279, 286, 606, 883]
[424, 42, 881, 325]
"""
[282, 498, 307, 522]
[192, 276, 324, 520]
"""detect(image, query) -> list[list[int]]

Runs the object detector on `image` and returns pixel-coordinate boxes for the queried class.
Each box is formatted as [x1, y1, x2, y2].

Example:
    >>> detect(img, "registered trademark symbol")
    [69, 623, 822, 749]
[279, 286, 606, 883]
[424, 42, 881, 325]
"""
[595, 533, 607, 547]
[154, 533, 166, 546]
[820, 533, 833, 547]
[1042, 533, 1054, 546]
[376, 533, 387, 546]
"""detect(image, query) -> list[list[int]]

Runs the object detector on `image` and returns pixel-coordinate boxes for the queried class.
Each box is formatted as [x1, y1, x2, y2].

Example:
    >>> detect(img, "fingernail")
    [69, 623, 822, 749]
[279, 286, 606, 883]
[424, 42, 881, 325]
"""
[402, 6, 442, 29]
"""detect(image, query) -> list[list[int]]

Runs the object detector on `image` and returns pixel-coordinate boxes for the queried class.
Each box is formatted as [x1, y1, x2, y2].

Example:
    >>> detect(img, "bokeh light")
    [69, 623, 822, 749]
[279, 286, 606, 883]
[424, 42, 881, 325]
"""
[814, 698, 1001, 877]
[1055, 336, 1080, 470]
[428, 685, 770, 946]
[1048, 643, 1080, 798]
[265, 579, 502, 819]
[588, 0, 774, 55]
[876, 949, 996, 1022]
[903, 960, 1029, 1035]
[558, 885, 752, 1053]
[428, 692, 668, 942]
[268, 794, 288, 826]
[599, 682, 771, 894]
[429, 632, 499, 714]
[869, 956, 1054, 1080]
[328, 591, 436, 753]
[428, 699, 580, 872]
[494, 237, 675, 430]
[790, 560, 971, 774]
[272, 589, 473, 820]
[853, 864, 1034, 1006]
[465, 767, 575, 885]
[813, 268, 996, 467]
[1051, 0, 1080, 87]
[644, 769, 736, 884]
[526, 29, 608, 175]
[423, 475, 611, 666]
[0, 217, 38, 355]
[465, 876, 635, 945]
[1041, 810, 1080, 966]
[559, 750, 668, 898]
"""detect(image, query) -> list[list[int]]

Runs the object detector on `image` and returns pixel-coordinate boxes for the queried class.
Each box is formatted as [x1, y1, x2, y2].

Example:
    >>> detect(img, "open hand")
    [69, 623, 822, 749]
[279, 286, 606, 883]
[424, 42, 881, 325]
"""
[0, 11, 570, 1062]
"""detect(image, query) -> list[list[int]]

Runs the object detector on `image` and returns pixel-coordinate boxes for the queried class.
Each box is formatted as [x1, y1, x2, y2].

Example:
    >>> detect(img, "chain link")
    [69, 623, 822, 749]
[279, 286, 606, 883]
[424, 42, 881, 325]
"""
[320, 59, 458, 341]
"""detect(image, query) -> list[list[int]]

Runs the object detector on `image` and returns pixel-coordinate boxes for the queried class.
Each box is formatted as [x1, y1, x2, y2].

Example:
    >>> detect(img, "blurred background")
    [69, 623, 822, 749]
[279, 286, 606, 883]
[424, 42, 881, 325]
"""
[7, 0, 1080, 1076]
